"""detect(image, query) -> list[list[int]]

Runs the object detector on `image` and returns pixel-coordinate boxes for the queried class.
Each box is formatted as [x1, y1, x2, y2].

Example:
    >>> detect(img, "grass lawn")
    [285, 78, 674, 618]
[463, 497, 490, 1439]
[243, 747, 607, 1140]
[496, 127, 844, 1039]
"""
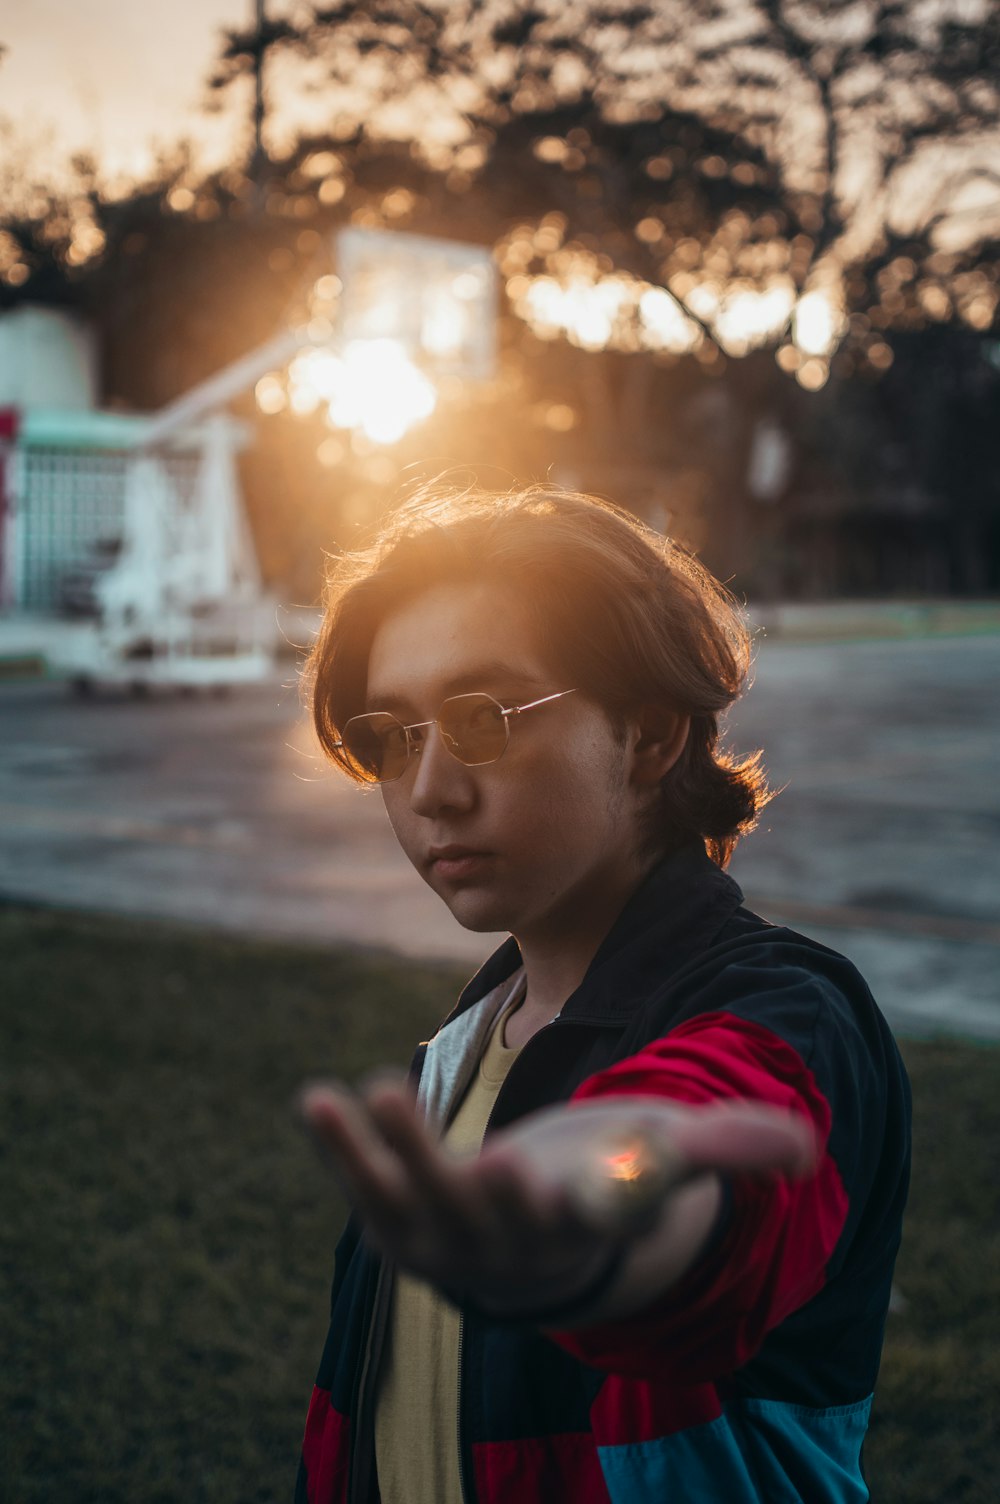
[2, 904, 997, 1503]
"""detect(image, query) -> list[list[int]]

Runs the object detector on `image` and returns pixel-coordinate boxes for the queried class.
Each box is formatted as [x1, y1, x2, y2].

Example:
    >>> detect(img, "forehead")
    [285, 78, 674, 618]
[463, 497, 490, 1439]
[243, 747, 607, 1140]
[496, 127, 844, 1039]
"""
[365, 580, 554, 712]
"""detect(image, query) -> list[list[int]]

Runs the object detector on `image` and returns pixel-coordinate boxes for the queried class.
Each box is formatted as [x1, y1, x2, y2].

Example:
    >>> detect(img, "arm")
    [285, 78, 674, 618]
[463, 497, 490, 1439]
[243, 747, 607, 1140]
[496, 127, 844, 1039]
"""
[546, 1007, 852, 1379]
[299, 1074, 817, 1330]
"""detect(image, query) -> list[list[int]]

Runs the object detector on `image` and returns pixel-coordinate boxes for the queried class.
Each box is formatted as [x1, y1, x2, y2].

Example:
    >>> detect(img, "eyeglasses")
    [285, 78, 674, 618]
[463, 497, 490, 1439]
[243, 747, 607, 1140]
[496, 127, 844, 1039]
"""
[335, 689, 578, 784]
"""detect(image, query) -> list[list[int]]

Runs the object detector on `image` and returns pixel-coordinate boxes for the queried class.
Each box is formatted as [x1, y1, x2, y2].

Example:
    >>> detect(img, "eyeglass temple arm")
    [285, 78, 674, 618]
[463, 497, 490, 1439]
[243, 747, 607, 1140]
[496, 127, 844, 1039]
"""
[332, 689, 577, 747]
[503, 688, 578, 719]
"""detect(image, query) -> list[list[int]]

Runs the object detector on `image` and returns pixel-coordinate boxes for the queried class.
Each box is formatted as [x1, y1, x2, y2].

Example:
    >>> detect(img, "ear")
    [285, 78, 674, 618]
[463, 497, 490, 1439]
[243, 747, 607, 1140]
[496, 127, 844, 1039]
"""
[629, 707, 690, 788]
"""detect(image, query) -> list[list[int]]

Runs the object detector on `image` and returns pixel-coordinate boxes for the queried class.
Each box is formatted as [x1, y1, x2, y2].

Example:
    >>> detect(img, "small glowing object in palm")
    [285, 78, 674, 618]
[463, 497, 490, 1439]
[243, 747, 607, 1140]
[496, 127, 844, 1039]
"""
[569, 1130, 684, 1231]
[604, 1144, 645, 1182]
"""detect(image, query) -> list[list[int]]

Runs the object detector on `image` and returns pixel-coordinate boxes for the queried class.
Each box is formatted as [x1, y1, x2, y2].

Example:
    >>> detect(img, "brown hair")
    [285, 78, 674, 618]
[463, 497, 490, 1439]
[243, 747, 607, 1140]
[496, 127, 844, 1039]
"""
[306, 483, 771, 868]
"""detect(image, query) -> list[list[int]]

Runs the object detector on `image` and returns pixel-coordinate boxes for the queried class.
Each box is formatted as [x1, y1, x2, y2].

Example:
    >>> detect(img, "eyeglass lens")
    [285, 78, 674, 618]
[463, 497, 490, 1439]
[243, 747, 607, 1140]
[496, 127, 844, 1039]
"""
[341, 712, 409, 781]
[341, 694, 509, 782]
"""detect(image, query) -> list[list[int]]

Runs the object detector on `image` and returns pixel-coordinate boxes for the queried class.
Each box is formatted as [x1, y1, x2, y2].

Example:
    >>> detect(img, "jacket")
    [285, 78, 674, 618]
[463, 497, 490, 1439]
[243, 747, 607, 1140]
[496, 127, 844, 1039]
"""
[296, 842, 911, 1504]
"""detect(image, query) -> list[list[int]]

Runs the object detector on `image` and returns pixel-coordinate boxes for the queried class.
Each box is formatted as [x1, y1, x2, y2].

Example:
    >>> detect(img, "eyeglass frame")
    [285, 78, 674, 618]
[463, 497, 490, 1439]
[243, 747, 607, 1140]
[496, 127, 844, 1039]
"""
[334, 688, 579, 784]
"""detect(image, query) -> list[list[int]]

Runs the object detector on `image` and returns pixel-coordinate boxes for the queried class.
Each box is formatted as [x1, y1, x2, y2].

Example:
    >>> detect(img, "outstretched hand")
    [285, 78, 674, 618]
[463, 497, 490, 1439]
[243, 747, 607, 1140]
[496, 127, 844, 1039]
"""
[300, 1076, 817, 1320]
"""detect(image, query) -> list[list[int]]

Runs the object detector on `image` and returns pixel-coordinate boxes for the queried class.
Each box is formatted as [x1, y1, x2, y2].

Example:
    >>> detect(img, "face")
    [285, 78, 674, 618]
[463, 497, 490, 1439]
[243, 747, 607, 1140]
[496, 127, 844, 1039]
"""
[364, 579, 651, 948]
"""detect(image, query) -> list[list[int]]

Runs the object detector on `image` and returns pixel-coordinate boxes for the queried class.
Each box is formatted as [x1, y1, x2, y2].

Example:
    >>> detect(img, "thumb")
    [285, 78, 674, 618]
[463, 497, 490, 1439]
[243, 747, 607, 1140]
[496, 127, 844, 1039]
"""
[669, 1099, 819, 1178]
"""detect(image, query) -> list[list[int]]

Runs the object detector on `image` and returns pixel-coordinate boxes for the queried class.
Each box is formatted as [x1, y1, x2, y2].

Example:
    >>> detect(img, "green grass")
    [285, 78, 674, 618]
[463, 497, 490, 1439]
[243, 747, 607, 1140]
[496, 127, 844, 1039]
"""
[1, 905, 997, 1503]
[865, 1038, 1000, 1502]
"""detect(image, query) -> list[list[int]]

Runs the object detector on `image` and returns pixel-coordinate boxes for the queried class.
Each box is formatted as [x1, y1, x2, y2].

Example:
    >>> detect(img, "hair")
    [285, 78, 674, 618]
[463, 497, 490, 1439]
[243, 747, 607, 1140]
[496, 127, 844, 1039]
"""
[305, 482, 772, 869]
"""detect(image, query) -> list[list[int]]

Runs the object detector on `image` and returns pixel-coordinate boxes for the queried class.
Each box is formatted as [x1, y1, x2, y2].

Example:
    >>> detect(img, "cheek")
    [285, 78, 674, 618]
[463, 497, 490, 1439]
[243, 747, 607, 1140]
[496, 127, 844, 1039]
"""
[381, 789, 418, 853]
[504, 743, 626, 844]
[554, 726, 627, 803]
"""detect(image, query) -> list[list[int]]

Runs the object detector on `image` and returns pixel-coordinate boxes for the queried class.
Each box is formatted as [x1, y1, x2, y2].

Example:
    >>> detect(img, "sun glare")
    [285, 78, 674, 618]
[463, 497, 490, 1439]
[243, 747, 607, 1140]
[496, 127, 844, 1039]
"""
[502, 223, 850, 379]
[279, 338, 437, 445]
[793, 290, 843, 357]
[714, 281, 797, 356]
[421, 291, 468, 359]
[254, 235, 848, 453]
[517, 271, 704, 354]
[510, 257, 841, 370]
[639, 286, 702, 353]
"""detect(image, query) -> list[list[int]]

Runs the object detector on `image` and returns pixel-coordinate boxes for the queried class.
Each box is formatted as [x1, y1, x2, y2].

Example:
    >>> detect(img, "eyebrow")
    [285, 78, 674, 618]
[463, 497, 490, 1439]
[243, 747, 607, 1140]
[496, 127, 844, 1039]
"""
[366, 663, 550, 715]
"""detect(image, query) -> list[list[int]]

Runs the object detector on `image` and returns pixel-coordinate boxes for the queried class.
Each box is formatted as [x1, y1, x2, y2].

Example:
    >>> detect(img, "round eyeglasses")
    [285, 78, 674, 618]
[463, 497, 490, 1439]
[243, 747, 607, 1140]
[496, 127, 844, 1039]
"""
[335, 689, 578, 784]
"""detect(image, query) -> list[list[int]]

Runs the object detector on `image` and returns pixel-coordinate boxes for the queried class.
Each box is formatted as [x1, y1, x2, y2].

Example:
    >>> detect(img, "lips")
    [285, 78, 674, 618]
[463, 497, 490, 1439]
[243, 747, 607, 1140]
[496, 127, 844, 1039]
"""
[427, 844, 494, 879]
[428, 844, 490, 862]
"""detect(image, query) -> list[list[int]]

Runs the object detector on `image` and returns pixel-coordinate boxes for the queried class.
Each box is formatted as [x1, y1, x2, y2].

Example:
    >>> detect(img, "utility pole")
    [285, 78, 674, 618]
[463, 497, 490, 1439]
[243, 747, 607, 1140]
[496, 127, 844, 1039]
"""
[249, 0, 267, 211]
[253, 0, 266, 171]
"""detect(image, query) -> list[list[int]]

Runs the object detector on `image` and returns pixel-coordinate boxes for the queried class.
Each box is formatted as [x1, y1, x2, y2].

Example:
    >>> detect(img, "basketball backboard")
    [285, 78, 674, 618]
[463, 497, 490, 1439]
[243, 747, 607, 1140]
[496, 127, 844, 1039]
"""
[335, 227, 498, 381]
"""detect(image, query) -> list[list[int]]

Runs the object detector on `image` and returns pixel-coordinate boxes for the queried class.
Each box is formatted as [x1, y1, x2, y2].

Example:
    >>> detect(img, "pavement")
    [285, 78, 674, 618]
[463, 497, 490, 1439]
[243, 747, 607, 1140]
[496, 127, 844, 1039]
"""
[749, 598, 1000, 642]
[0, 628, 997, 1042]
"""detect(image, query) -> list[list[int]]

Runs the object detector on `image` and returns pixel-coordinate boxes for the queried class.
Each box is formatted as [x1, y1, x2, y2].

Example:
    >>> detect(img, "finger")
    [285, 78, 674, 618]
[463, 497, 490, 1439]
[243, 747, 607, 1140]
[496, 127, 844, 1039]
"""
[668, 1101, 819, 1178]
[558, 1098, 818, 1186]
[504, 1099, 817, 1236]
[363, 1083, 496, 1246]
[299, 1083, 414, 1222]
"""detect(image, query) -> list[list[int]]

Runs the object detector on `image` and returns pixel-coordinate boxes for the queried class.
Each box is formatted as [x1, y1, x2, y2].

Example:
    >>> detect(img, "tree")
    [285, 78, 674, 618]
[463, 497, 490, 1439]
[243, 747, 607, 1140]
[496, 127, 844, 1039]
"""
[2, 4, 998, 598]
[200, 0, 1000, 381]
[6, 3, 999, 375]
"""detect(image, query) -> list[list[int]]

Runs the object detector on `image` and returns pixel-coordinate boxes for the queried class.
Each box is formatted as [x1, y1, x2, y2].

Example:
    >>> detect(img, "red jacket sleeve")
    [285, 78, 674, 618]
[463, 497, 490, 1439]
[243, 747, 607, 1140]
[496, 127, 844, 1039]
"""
[547, 1010, 849, 1383]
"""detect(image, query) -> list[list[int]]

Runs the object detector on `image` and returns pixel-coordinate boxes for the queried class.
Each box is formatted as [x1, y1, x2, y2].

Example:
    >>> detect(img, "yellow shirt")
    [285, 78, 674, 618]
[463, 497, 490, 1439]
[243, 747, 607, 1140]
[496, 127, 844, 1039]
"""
[373, 973, 526, 1504]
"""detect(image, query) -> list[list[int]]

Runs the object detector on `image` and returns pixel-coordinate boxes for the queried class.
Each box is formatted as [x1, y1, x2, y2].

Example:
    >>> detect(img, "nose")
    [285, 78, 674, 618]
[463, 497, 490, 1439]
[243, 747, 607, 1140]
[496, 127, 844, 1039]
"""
[407, 722, 477, 818]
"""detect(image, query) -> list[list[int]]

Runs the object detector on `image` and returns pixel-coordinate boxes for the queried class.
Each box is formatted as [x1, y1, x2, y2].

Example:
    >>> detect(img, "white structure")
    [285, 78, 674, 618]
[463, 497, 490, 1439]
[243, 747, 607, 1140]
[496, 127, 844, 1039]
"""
[1, 232, 499, 685]
[0, 305, 98, 411]
[0, 309, 279, 689]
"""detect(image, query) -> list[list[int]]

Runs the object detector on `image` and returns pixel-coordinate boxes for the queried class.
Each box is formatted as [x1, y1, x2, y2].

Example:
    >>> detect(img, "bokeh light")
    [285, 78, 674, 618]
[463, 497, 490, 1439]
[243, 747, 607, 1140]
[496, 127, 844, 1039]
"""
[793, 290, 844, 357]
[279, 338, 437, 446]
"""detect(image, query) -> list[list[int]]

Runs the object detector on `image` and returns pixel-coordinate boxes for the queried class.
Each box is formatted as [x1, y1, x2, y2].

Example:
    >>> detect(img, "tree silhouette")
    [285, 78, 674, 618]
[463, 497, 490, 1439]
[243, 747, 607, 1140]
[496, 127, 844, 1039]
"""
[5, 3, 998, 369]
[198, 0, 1000, 370]
[1, 4, 998, 598]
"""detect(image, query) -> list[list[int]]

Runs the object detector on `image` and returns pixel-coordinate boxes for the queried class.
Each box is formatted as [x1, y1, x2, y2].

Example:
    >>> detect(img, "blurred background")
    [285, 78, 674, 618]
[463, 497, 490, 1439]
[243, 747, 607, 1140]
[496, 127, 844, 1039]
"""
[1, 3, 998, 1502]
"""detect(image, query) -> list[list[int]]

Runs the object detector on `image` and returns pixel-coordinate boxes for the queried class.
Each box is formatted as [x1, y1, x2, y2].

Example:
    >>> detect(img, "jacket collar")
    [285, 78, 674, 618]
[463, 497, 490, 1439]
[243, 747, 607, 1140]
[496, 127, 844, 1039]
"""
[452, 841, 744, 1026]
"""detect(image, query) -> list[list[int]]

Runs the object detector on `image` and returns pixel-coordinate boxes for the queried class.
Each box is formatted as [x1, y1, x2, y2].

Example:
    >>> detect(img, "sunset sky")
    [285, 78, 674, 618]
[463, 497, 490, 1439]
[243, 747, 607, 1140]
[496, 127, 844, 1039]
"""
[1, 0, 252, 185]
[2, 1, 998, 261]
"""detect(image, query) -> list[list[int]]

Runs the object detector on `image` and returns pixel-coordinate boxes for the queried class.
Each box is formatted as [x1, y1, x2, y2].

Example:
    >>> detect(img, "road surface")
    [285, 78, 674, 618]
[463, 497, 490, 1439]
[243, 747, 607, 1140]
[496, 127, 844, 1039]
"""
[1, 633, 997, 1040]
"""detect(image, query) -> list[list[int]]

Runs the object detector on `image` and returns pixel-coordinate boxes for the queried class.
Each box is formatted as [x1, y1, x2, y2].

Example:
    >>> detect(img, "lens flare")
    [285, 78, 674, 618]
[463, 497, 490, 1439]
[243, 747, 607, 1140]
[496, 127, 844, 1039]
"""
[287, 338, 437, 446]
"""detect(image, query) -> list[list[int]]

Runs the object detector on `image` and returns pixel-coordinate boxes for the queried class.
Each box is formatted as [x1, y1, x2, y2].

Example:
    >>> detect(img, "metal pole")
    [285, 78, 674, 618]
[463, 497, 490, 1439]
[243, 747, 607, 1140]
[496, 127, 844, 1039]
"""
[253, 0, 266, 173]
[136, 327, 315, 451]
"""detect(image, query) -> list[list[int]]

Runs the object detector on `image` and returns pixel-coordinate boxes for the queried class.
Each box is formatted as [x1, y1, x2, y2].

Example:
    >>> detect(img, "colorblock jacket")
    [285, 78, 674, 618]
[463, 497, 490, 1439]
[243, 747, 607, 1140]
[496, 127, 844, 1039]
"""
[296, 843, 911, 1504]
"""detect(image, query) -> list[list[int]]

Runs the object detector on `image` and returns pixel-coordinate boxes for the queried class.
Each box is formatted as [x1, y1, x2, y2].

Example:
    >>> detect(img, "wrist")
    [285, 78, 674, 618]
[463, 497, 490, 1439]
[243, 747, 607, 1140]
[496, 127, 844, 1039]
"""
[442, 1238, 628, 1328]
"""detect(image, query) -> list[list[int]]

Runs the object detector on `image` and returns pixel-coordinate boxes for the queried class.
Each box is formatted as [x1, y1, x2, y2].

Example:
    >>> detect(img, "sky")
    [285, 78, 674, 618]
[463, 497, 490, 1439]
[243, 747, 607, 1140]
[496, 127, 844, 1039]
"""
[0, 0, 251, 186]
[2, 0, 998, 262]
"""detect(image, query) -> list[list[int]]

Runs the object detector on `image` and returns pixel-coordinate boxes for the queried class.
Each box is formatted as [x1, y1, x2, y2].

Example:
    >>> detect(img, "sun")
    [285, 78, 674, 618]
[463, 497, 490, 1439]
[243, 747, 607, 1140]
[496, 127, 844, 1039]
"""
[264, 337, 438, 446]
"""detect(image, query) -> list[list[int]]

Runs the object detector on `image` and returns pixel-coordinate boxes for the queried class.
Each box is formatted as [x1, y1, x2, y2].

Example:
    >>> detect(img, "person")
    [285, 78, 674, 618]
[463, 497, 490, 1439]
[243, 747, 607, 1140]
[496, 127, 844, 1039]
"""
[294, 485, 911, 1504]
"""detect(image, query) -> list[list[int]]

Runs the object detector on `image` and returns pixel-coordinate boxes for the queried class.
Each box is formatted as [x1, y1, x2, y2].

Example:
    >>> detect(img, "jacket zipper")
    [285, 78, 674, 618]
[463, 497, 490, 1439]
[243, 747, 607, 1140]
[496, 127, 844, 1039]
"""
[456, 1311, 471, 1504]
[348, 1261, 390, 1504]
[454, 1004, 552, 1504]
[453, 1011, 594, 1504]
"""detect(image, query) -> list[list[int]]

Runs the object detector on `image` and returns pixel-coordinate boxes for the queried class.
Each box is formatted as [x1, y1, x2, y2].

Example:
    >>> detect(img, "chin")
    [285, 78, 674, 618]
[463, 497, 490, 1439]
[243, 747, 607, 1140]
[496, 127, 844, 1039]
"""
[439, 889, 514, 935]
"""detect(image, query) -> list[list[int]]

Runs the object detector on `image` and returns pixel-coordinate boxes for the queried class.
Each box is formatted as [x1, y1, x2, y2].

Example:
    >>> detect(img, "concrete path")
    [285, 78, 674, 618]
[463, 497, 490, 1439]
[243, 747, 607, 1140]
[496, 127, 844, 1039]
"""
[0, 633, 997, 1041]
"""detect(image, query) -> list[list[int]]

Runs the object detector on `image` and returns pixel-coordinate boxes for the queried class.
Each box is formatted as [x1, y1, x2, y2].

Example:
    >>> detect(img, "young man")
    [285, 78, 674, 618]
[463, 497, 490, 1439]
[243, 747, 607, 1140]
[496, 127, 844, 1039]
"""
[296, 486, 911, 1504]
